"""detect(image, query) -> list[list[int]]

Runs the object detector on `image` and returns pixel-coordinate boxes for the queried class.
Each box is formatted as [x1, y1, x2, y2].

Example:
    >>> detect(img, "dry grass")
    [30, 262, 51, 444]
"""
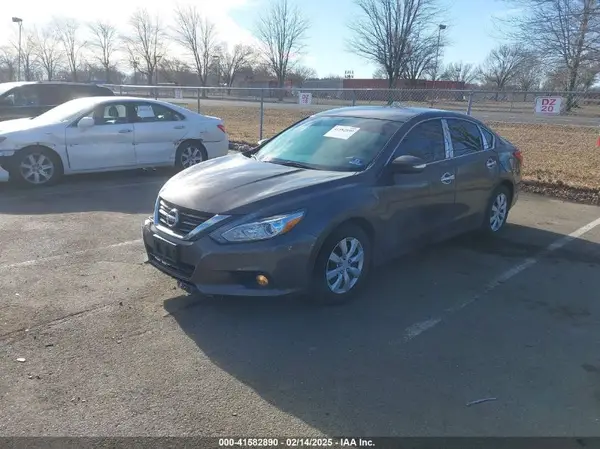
[195, 104, 600, 196]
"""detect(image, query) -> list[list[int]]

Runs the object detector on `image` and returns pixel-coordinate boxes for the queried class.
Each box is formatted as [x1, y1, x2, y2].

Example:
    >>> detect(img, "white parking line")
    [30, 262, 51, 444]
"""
[403, 215, 600, 342]
[0, 239, 143, 270]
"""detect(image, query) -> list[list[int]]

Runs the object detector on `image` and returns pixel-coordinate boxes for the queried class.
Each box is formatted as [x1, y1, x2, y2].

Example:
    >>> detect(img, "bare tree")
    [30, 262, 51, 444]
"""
[403, 30, 440, 84]
[172, 5, 219, 94]
[10, 33, 39, 81]
[55, 18, 85, 81]
[440, 61, 477, 84]
[497, 0, 600, 109]
[288, 65, 317, 86]
[89, 20, 118, 83]
[478, 44, 525, 98]
[255, 0, 310, 97]
[513, 53, 542, 99]
[348, 0, 441, 89]
[0, 47, 18, 81]
[221, 44, 255, 92]
[32, 26, 64, 81]
[372, 66, 386, 79]
[124, 8, 166, 85]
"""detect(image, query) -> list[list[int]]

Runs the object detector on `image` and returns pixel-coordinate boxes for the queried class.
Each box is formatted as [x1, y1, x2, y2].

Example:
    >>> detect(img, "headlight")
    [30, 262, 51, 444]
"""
[220, 211, 305, 242]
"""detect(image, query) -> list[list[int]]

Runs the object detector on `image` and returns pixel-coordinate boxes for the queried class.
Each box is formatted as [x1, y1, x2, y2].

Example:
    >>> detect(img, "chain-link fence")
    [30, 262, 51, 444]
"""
[104, 84, 600, 191]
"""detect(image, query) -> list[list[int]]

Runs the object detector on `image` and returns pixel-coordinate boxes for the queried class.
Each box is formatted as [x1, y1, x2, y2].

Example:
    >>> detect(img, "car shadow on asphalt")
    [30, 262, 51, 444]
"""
[163, 223, 600, 435]
[0, 168, 172, 215]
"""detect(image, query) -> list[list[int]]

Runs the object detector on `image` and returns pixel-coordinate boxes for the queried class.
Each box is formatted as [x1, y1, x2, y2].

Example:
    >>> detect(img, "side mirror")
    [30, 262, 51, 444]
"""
[390, 155, 426, 174]
[78, 116, 95, 129]
[257, 138, 270, 146]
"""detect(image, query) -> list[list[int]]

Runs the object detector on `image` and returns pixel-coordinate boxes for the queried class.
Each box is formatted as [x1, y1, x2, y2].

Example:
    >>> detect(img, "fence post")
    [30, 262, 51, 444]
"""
[197, 89, 200, 113]
[119, 85, 122, 95]
[352, 90, 356, 107]
[466, 91, 474, 115]
[510, 91, 514, 112]
[259, 89, 264, 141]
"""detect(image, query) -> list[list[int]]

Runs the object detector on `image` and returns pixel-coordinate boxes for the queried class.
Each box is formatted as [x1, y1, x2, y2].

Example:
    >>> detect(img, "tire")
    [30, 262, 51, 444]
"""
[175, 140, 207, 170]
[10, 146, 63, 187]
[481, 186, 511, 235]
[310, 224, 372, 306]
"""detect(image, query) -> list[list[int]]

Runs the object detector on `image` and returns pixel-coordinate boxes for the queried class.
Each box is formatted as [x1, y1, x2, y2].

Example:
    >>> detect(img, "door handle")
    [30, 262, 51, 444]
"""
[174, 125, 185, 129]
[486, 158, 497, 169]
[119, 129, 132, 133]
[440, 172, 455, 184]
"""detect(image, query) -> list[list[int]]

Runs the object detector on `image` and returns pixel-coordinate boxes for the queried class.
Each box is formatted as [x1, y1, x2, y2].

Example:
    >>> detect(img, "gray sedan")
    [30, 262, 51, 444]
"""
[142, 106, 522, 305]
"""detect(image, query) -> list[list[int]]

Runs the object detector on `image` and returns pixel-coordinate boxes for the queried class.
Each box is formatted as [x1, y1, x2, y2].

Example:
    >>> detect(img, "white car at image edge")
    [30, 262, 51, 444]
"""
[0, 96, 229, 186]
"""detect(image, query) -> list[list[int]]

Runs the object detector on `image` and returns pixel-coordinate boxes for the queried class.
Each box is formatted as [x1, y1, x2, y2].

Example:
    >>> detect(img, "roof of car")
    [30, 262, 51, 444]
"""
[315, 106, 473, 122]
[0, 81, 109, 88]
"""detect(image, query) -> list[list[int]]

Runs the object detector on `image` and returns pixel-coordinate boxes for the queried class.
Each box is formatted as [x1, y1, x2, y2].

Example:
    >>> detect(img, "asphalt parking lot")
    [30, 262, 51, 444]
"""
[1, 170, 600, 437]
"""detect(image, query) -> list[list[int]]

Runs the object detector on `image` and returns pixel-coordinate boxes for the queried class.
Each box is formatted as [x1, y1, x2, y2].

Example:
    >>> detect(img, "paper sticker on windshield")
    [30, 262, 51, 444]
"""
[348, 157, 364, 166]
[136, 105, 155, 118]
[324, 125, 360, 140]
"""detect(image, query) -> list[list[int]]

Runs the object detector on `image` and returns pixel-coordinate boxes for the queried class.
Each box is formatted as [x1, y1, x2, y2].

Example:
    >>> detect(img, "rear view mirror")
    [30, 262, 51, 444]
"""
[390, 155, 426, 174]
[78, 116, 94, 129]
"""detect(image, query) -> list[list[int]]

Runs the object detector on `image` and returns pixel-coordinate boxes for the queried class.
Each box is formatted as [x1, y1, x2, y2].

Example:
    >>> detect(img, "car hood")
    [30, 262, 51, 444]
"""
[158, 153, 356, 214]
[0, 117, 35, 133]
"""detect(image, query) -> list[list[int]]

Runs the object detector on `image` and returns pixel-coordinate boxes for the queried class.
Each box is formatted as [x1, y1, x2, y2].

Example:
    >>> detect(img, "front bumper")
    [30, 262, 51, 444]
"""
[142, 218, 319, 297]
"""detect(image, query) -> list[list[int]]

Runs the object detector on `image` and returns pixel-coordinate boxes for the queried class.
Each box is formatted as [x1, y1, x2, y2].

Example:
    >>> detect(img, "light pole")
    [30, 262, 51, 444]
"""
[432, 24, 447, 85]
[12, 17, 23, 82]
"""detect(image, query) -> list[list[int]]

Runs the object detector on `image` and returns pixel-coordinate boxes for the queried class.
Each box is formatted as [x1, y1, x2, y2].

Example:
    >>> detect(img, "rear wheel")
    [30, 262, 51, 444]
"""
[175, 141, 207, 170]
[481, 186, 510, 235]
[10, 147, 63, 187]
[310, 224, 372, 306]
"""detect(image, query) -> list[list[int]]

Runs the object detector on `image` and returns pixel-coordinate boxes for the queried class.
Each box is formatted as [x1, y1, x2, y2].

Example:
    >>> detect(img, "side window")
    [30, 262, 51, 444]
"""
[397, 120, 446, 163]
[9, 86, 40, 107]
[480, 126, 495, 149]
[38, 85, 66, 105]
[446, 119, 484, 157]
[133, 103, 184, 123]
[91, 103, 129, 125]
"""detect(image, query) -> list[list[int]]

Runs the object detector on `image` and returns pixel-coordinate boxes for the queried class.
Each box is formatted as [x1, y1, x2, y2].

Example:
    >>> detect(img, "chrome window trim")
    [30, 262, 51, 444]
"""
[478, 125, 496, 150]
[153, 196, 230, 241]
[444, 117, 489, 158]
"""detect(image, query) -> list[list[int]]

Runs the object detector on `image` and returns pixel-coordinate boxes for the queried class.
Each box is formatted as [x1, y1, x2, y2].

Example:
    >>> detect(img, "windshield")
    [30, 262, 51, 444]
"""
[0, 82, 24, 97]
[33, 98, 96, 124]
[254, 116, 402, 171]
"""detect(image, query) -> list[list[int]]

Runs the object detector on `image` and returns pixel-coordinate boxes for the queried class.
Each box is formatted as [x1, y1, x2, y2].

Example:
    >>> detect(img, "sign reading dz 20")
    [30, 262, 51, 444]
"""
[534, 96, 563, 115]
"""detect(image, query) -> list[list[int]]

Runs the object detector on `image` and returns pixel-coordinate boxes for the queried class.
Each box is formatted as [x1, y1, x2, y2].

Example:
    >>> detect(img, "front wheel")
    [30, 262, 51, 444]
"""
[175, 141, 207, 170]
[310, 224, 372, 306]
[10, 147, 63, 187]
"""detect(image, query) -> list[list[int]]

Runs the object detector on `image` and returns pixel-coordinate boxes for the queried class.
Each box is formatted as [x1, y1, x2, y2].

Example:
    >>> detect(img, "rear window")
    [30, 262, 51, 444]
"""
[480, 126, 495, 149]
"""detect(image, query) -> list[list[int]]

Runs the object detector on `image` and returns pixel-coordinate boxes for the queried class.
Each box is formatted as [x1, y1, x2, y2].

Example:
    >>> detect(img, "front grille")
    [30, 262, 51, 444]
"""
[157, 198, 213, 236]
[148, 253, 195, 280]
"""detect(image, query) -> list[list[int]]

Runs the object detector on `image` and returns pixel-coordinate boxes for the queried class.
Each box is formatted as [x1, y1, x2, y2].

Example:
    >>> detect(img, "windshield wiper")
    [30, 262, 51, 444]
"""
[265, 159, 316, 170]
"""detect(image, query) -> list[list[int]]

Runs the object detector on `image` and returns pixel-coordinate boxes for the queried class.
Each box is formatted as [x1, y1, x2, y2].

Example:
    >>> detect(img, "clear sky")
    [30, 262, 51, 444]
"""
[2, 0, 514, 78]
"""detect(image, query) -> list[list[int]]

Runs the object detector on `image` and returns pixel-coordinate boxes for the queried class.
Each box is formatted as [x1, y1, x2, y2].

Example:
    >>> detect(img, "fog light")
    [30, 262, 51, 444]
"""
[256, 274, 269, 287]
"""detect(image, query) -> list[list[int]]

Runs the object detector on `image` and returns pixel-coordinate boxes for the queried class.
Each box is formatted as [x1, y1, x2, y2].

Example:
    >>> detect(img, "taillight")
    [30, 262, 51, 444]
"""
[514, 149, 523, 165]
[217, 124, 226, 133]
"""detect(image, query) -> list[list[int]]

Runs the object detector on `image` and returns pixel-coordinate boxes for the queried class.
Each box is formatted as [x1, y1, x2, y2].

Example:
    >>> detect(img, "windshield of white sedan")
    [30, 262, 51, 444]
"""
[254, 116, 401, 171]
[33, 98, 95, 124]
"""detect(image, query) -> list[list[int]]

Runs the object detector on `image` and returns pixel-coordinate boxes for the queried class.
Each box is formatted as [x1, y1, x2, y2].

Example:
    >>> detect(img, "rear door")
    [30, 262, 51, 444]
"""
[446, 118, 500, 224]
[382, 118, 457, 250]
[131, 102, 189, 166]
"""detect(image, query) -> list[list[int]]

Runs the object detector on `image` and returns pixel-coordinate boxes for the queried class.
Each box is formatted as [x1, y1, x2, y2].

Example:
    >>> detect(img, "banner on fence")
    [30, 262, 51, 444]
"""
[534, 96, 563, 115]
[174, 88, 183, 99]
[298, 92, 312, 105]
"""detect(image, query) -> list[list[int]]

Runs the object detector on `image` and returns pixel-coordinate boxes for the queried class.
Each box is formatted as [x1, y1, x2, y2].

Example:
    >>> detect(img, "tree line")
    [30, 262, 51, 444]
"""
[1, 0, 599, 98]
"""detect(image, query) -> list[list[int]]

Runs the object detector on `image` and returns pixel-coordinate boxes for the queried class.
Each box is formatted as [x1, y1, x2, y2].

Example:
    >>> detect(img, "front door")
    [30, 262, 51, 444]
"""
[131, 102, 189, 166]
[445, 118, 500, 225]
[380, 118, 457, 252]
[65, 102, 136, 171]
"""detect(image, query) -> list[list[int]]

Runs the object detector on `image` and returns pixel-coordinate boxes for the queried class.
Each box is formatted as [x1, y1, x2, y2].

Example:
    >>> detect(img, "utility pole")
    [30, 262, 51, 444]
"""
[12, 17, 23, 82]
[432, 24, 447, 85]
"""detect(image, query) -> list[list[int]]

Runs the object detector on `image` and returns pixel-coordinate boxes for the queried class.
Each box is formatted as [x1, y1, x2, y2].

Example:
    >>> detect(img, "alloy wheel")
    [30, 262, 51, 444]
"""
[325, 237, 365, 294]
[490, 192, 508, 232]
[180, 146, 204, 168]
[20, 153, 55, 185]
